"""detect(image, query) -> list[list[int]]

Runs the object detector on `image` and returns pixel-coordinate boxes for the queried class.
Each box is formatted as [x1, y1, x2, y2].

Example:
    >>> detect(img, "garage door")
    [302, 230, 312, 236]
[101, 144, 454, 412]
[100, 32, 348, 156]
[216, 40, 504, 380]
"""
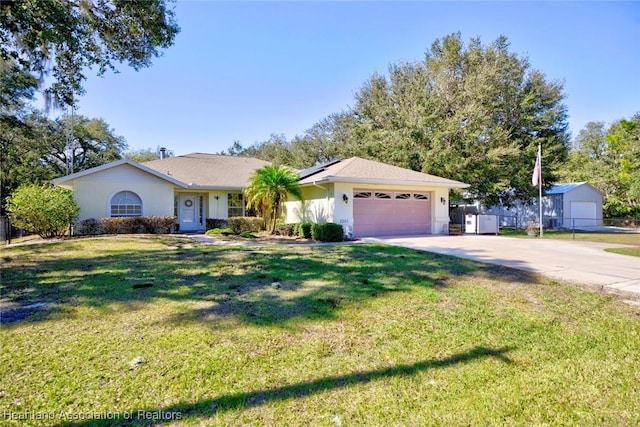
[353, 190, 431, 237]
[570, 201, 597, 228]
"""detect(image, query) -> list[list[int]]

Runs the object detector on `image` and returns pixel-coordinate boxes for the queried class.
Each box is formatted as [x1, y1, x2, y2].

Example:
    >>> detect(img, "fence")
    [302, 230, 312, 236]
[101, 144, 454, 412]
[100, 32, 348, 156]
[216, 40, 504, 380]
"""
[452, 212, 640, 234]
[493, 214, 639, 234]
[1, 216, 29, 244]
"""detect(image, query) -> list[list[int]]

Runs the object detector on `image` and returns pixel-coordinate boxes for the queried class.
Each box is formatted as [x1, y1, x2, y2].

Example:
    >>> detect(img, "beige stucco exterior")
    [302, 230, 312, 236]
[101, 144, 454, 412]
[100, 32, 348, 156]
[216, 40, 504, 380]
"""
[54, 155, 466, 237]
[54, 159, 250, 233]
[56, 164, 176, 222]
[285, 182, 452, 235]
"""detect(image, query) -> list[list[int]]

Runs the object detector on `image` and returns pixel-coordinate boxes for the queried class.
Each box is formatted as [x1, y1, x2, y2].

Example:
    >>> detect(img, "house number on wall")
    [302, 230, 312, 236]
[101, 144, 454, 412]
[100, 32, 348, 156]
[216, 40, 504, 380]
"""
[184, 199, 193, 207]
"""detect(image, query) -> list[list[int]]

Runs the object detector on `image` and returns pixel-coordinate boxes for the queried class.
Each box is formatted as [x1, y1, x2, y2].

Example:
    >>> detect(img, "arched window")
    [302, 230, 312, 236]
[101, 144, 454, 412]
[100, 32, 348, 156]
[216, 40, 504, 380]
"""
[110, 191, 142, 217]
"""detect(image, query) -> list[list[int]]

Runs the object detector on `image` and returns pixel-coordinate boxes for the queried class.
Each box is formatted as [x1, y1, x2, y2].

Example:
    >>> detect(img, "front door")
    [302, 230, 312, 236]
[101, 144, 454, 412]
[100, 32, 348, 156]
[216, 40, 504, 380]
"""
[179, 194, 199, 231]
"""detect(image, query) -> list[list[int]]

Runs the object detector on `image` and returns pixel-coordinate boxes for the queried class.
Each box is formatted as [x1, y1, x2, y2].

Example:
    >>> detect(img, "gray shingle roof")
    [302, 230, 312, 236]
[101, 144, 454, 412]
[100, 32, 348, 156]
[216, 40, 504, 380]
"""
[298, 157, 469, 188]
[143, 153, 271, 189]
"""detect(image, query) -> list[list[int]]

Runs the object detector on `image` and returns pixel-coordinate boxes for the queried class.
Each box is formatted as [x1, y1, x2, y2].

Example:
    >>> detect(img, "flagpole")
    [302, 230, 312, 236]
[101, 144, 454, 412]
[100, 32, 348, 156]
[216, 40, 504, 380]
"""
[538, 144, 543, 238]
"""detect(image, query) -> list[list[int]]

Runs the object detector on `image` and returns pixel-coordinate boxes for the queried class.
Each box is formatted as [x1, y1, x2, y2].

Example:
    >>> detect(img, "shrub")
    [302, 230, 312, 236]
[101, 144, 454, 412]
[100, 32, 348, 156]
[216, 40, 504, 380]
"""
[311, 222, 344, 242]
[205, 228, 222, 235]
[227, 216, 264, 234]
[220, 228, 234, 235]
[206, 218, 227, 230]
[99, 216, 176, 234]
[100, 217, 122, 234]
[141, 216, 177, 233]
[77, 218, 102, 235]
[299, 222, 313, 239]
[123, 216, 145, 233]
[275, 223, 299, 237]
[7, 183, 80, 238]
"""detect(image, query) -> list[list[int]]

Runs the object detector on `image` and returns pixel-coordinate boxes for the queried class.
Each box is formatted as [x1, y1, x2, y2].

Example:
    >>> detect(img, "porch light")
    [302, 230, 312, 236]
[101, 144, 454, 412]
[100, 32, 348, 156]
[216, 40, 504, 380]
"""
[343, 194, 349, 204]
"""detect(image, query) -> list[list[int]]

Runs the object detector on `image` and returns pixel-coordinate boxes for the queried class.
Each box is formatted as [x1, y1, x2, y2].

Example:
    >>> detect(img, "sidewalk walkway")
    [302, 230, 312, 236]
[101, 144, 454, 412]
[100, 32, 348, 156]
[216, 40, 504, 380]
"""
[361, 235, 640, 298]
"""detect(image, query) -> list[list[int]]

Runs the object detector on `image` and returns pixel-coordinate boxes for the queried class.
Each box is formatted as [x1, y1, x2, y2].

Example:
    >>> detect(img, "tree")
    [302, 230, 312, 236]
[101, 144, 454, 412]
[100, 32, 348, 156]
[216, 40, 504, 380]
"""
[1, 111, 127, 215]
[287, 112, 357, 167]
[0, 59, 37, 122]
[0, 0, 179, 107]
[7, 183, 79, 238]
[0, 59, 39, 215]
[225, 34, 570, 206]
[225, 134, 293, 166]
[563, 115, 640, 217]
[606, 115, 640, 215]
[346, 33, 570, 206]
[223, 113, 356, 169]
[34, 113, 127, 175]
[244, 165, 302, 234]
[125, 146, 174, 162]
[561, 122, 617, 211]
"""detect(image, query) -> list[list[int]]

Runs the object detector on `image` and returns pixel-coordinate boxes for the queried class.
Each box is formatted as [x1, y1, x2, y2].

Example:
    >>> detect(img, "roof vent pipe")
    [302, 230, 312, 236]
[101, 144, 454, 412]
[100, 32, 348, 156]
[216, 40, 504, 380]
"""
[159, 147, 167, 159]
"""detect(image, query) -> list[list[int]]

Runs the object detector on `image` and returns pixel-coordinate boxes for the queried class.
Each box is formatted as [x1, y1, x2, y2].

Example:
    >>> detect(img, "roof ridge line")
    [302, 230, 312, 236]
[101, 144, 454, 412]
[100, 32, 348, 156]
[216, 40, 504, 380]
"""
[327, 157, 356, 176]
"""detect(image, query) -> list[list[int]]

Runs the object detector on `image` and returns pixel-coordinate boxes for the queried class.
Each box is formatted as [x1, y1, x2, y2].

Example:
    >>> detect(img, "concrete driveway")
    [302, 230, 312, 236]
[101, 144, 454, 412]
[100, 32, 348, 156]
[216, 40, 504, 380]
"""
[361, 235, 640, 297]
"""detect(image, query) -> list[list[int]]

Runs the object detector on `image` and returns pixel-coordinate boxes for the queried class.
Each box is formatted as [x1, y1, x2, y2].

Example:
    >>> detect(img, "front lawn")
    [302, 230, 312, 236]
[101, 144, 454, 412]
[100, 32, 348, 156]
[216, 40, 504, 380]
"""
[1, 236, 639, 426]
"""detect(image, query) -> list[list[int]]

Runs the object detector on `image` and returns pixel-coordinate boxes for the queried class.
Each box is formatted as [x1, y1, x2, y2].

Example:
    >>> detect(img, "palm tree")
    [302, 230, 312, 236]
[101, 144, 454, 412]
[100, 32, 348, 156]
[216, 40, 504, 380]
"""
[244, 165, 302, 234]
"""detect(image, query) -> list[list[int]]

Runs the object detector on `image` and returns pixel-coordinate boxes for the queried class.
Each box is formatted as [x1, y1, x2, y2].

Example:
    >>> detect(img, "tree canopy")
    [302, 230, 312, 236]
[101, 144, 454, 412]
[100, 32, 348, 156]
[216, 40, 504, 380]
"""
[0, 0, 180, 107]
[1, 1, 177, 215]
[125, 146, 174, 163]
[562, 114, 640, 217]
[346, 33, 570, 206]
[1, 110, 127, 215]
[227, 34, 570, 207]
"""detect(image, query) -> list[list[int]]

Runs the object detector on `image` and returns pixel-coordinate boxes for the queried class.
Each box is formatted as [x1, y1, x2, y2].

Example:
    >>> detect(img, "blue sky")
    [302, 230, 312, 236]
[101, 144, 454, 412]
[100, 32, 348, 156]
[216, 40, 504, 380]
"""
[73, 1, 639, 156]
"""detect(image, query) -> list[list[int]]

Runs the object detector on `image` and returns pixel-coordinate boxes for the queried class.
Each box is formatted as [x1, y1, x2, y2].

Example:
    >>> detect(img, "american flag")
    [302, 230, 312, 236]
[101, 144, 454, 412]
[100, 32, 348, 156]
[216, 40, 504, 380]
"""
[531, 146, 541, 186]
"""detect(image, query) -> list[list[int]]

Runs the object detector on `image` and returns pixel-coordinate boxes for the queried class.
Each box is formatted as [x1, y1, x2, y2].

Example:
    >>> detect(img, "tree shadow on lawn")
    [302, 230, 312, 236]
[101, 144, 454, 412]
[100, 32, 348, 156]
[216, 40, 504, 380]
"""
[1, 239, 538, 327]
[61, 345, 513, 427]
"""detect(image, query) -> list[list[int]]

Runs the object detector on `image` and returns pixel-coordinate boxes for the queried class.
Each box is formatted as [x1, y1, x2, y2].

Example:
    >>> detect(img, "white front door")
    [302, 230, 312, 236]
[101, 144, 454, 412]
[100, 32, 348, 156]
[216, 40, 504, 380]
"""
[179, 194, 199, 231]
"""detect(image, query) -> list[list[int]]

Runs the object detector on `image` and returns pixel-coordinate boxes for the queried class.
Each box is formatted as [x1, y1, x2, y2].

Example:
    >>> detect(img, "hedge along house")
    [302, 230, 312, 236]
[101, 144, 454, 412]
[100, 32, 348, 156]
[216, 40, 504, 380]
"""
[284, 157, 469, 237]
[53, 153, 270, 233]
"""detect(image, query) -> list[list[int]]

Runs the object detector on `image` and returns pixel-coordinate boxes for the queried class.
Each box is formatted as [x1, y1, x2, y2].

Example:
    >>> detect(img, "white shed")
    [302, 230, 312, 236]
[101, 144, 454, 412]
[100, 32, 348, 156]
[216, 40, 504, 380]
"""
[475, 182, 603, 230]
[546, 182, 603, 228]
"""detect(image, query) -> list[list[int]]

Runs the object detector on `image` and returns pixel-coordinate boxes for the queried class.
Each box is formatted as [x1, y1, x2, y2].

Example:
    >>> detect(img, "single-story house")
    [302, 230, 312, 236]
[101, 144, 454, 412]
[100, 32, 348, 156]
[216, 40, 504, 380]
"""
[53, 153, 468, 237]
[473, 182, 603, 229]
[285, 157, 468, 237]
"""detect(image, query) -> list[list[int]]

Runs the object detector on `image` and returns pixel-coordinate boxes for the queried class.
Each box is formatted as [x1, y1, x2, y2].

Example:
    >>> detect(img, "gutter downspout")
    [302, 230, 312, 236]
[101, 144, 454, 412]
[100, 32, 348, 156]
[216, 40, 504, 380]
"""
[311, 181, 330, 201]
[311, 181, 331, 223]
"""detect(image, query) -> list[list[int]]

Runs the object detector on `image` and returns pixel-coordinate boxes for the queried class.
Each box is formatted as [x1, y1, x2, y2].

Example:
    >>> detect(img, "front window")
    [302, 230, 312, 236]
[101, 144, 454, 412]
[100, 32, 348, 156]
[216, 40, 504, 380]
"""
[228, 193, 244, 217]
[110, 191, 142, 217]
[374, 192, 392, 199]
[354, 192, 372, 199]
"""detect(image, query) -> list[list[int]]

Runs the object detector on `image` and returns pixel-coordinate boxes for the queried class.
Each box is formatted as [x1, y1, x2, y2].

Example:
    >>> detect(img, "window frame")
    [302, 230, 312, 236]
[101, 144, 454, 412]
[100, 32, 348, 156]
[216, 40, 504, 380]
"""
[110, 190, 143, 217]
[227, 193, 245, 217]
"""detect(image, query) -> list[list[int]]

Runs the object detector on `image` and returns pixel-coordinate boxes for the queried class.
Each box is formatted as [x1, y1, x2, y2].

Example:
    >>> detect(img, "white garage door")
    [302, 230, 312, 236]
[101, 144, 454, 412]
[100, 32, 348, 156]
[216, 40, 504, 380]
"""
[570, 201, 597, 228]
[353, 190, 431, 237]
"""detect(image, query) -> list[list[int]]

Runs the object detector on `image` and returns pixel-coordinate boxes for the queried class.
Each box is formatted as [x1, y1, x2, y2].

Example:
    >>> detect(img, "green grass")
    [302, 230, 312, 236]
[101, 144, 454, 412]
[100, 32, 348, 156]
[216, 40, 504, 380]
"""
[605, 247, 640, 257]
[1, 236, 640, 426]
[501, 228, 639, 244]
